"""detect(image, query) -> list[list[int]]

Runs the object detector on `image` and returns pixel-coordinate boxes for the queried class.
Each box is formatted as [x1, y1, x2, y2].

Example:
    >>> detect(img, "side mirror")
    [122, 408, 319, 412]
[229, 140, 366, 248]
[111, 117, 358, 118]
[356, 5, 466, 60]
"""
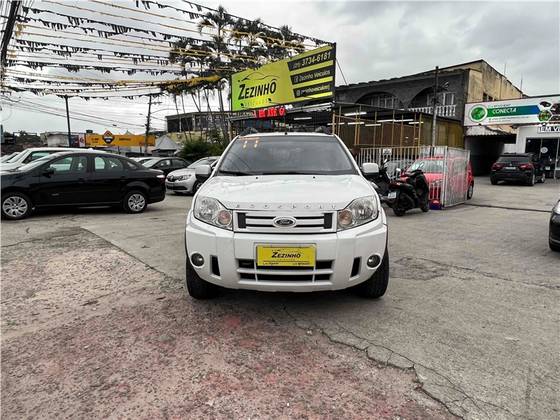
[362, 162, 380, 176]
[42, 167, 55, 177]
[195, 164, 212, 181]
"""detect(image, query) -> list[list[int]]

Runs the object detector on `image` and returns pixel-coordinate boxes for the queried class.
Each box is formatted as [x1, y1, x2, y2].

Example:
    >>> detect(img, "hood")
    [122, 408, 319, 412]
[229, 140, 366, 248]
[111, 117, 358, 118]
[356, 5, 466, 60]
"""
[199, 175, 375, 211]
[167, 168, 195, 177]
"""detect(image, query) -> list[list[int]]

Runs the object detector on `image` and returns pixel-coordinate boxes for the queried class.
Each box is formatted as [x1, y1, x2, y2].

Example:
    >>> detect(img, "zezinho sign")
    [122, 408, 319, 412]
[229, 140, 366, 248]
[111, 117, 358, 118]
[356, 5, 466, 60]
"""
[231, 45, 336, 111]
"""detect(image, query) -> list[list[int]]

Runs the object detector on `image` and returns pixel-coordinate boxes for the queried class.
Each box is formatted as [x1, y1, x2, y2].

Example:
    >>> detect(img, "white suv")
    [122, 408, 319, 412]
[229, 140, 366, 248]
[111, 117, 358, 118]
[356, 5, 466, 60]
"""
[184, 132, 388, 299]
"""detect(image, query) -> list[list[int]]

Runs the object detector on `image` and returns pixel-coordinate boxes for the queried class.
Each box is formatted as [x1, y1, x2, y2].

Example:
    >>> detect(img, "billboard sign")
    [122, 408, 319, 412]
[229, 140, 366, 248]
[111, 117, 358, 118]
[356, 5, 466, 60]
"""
[85, 133, 156, 147]
[464, 96, 560, 126]
[231, 45, 336, 112]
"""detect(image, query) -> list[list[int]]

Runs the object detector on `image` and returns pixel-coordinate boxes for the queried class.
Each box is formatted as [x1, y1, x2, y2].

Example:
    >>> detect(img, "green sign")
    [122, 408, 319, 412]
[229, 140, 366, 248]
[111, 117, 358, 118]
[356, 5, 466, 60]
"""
[230, 45, 336, 112]
[465, 96, 560, 126]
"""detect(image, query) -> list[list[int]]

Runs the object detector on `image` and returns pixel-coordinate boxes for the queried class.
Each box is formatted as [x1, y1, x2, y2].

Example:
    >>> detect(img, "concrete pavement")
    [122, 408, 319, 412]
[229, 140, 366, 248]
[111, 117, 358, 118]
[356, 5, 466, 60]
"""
[2, 178, 559, 419]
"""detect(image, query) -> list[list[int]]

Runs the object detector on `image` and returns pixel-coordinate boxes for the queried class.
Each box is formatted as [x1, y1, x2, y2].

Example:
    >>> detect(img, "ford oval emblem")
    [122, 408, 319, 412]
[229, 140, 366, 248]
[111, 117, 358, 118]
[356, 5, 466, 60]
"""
[272, 216, 297, 228]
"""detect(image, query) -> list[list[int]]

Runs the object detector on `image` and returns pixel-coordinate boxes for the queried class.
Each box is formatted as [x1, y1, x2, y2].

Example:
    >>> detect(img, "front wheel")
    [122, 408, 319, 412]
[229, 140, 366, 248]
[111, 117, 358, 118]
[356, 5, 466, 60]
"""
[550, 240, 560, 252]
[467, 183, 474, 199]
[185, 255, 220, 299]
[1, 192, 32, 220]
[122, 190, 147, 213]
[393, 207, 406, 217]
[490, 178, 498, 185]
[192, 180, 201, 195]
[353, 251, 389, 299]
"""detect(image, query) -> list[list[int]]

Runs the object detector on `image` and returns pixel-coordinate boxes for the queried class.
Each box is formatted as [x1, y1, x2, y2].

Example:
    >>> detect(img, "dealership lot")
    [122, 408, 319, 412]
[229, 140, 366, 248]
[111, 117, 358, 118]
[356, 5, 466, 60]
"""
[2, 178, 559, 419]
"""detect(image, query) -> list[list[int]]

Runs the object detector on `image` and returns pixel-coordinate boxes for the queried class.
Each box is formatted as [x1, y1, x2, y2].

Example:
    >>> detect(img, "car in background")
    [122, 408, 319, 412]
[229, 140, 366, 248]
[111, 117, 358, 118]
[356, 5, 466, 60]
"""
[140, 156, 190, 176]
[550, 198, 560, 252]
[0, 147, 93, 171]
[406, 156, 474, 201]
[131, 157, 154, 165]
[1, 151, 165, 220]
[490, 153, 545, 186]
[166, 156, 220, 195]
[0, 152, 20, 163]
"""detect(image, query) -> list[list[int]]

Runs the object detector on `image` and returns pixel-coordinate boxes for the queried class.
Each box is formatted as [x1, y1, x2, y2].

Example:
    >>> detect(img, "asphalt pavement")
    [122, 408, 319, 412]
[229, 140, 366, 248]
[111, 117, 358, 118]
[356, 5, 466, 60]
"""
[2, 176, 559, 419]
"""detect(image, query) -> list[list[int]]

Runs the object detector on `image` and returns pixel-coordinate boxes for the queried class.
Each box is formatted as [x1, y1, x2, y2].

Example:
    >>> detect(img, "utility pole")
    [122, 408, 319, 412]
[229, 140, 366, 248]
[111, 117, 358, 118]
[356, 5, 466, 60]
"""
[431, 66, 439, 147]
[64, 95, 71, 146]
[145, 94, 152, 155]
[0, 1, 21, 70]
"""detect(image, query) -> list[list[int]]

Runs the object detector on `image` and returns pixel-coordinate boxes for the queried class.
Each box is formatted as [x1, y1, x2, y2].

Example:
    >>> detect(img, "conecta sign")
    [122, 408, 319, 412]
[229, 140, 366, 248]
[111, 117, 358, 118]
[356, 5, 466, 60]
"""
[464, 96, 560, 126]
[231, 45, 336, 112]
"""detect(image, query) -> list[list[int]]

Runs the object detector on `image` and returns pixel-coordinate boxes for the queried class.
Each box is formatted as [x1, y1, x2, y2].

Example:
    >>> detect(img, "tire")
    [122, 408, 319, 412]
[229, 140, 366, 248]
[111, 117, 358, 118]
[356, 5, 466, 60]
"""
[393, 207, 406, 217]
[1, 192, 32, 220]
[192, 180, 201, 195]
[550, 240, 560, 252]
[467, 183, 474, 200]
[490, 178, 498, 185]
[354, 251, 389, 299]
[122, 190, 147, 213]
[526, 173, 536, 186]
[185, 255, 220, 299]
[420, 198, 430, 212]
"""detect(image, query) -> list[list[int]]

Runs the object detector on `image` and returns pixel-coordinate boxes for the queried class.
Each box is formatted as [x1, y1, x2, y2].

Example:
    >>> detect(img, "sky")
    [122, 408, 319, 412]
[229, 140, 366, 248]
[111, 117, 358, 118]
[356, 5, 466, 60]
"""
[2, 0, 559, 135]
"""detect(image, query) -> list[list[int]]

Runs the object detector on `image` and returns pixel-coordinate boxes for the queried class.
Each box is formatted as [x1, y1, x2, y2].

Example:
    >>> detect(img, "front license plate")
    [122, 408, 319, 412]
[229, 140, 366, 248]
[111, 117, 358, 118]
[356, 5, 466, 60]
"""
[388, 191, 397, 199]
[256, 245, 315, 267]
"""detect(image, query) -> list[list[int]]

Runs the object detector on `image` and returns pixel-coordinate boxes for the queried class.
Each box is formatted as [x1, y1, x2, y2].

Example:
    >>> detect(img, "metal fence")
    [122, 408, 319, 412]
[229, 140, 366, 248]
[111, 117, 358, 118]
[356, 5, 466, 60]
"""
[358, 146, 471, 208]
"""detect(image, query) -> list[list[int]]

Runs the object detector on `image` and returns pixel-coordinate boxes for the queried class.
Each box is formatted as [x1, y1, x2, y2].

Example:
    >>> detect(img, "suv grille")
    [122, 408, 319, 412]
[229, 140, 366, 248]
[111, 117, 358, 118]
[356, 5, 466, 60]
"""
[237, 259, 334, 282]
[234, 211, 336, 233]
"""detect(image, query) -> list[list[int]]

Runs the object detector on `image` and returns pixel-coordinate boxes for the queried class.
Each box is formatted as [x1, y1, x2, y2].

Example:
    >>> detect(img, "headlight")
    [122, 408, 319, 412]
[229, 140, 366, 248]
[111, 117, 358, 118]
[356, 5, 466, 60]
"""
[337, 196, 378, 230]
[176, 174, 191, 181]
[193, 196, 232, 230]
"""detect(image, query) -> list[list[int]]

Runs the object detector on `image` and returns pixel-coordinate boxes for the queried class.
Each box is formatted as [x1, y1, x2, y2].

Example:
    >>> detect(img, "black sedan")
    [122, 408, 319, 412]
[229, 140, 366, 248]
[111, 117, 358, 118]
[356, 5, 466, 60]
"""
[550, 199, 560, 252]
[1, 151, 166, 220]
[140, 157, 190, 175]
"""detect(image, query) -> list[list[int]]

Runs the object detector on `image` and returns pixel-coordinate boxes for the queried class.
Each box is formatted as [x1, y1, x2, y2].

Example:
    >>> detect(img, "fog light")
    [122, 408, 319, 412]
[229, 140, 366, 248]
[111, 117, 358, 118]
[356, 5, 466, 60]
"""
[191, 253, 204, 267]
[367, 255, 381, 268]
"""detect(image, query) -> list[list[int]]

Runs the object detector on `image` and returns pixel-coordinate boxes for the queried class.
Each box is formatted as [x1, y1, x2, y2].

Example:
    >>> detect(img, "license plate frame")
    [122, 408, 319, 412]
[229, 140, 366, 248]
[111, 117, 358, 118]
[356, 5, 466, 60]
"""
[256, 245, 316, 267]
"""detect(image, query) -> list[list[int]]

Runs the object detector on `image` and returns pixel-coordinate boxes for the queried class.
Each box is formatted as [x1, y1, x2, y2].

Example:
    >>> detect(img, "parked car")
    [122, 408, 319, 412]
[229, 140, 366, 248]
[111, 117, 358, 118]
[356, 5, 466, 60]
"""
[0, 147, 95, 171]
[166, 156, 220, 195]
[184, 132, 388, 300]
[0, 152, 20, 163]
[550, 198, 560, 252]
[1, 151, 165, 220]
[490, 153, 545, 186]
[131, 157, 154, 164]
[406, 156, 474, 202]
[141, 157, 190, 176]
[384, 158, 413, 179]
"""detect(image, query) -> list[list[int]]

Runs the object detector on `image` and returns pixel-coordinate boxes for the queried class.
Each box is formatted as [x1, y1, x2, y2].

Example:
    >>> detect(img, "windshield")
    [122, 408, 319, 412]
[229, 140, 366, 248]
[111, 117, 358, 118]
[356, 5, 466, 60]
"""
[141, 158, 160, 168]
[497, 155, 531, 163]
[217, 136, 357, 176]
[408, 159, 444, 173]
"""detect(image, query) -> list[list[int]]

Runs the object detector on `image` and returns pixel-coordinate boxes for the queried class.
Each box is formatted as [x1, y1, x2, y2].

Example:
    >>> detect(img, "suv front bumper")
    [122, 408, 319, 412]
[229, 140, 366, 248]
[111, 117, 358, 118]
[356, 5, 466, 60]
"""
[185, 210, 388, 292]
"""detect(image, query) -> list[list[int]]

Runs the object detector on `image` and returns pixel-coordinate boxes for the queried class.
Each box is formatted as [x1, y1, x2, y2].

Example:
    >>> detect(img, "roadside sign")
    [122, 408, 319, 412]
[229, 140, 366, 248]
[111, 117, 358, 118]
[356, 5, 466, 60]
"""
[464, 96, 560, 126]
[231, 45, 336, 111]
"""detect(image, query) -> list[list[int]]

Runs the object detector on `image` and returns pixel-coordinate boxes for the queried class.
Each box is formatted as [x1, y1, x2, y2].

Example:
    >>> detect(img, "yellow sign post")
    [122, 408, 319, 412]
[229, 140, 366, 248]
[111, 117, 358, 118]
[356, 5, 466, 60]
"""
[231, 45, 336, 111]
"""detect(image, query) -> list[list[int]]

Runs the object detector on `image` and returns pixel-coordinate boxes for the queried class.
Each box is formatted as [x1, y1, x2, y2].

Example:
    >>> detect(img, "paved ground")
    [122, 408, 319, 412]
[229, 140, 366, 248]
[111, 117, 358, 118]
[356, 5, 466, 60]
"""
[2, 176, 559, 419]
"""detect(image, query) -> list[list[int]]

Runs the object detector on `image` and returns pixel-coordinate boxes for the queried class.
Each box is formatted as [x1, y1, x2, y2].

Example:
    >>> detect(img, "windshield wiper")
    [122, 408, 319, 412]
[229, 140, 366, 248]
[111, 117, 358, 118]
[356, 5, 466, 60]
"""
[260, 171, 313, 175]
[218, 169, 256, 176]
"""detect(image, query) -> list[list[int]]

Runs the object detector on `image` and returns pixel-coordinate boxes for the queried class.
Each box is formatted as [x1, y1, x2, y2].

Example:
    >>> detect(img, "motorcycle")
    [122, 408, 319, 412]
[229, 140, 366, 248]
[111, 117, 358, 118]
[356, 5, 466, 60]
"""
[368, 160, 392, 201]
[387, 168, 430, 217]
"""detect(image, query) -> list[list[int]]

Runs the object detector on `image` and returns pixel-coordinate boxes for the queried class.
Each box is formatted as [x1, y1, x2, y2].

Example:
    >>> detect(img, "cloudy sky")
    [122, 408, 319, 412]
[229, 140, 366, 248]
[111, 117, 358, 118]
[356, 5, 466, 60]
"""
[2, 0, 559, 134]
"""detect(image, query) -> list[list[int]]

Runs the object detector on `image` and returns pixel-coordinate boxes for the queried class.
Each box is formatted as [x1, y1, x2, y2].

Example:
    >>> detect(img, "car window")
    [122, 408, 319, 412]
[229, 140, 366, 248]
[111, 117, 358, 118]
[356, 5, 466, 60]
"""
[122, 159, 140, 170]
[497, 155, 530, 163]
[156, 159, 171, 169]
[408, 159, 444, 173]
[188, 158, 209, 169]
[46, 156, 88, 174]
[172, 159, 188, 169]
[94, 156, 125, 172]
